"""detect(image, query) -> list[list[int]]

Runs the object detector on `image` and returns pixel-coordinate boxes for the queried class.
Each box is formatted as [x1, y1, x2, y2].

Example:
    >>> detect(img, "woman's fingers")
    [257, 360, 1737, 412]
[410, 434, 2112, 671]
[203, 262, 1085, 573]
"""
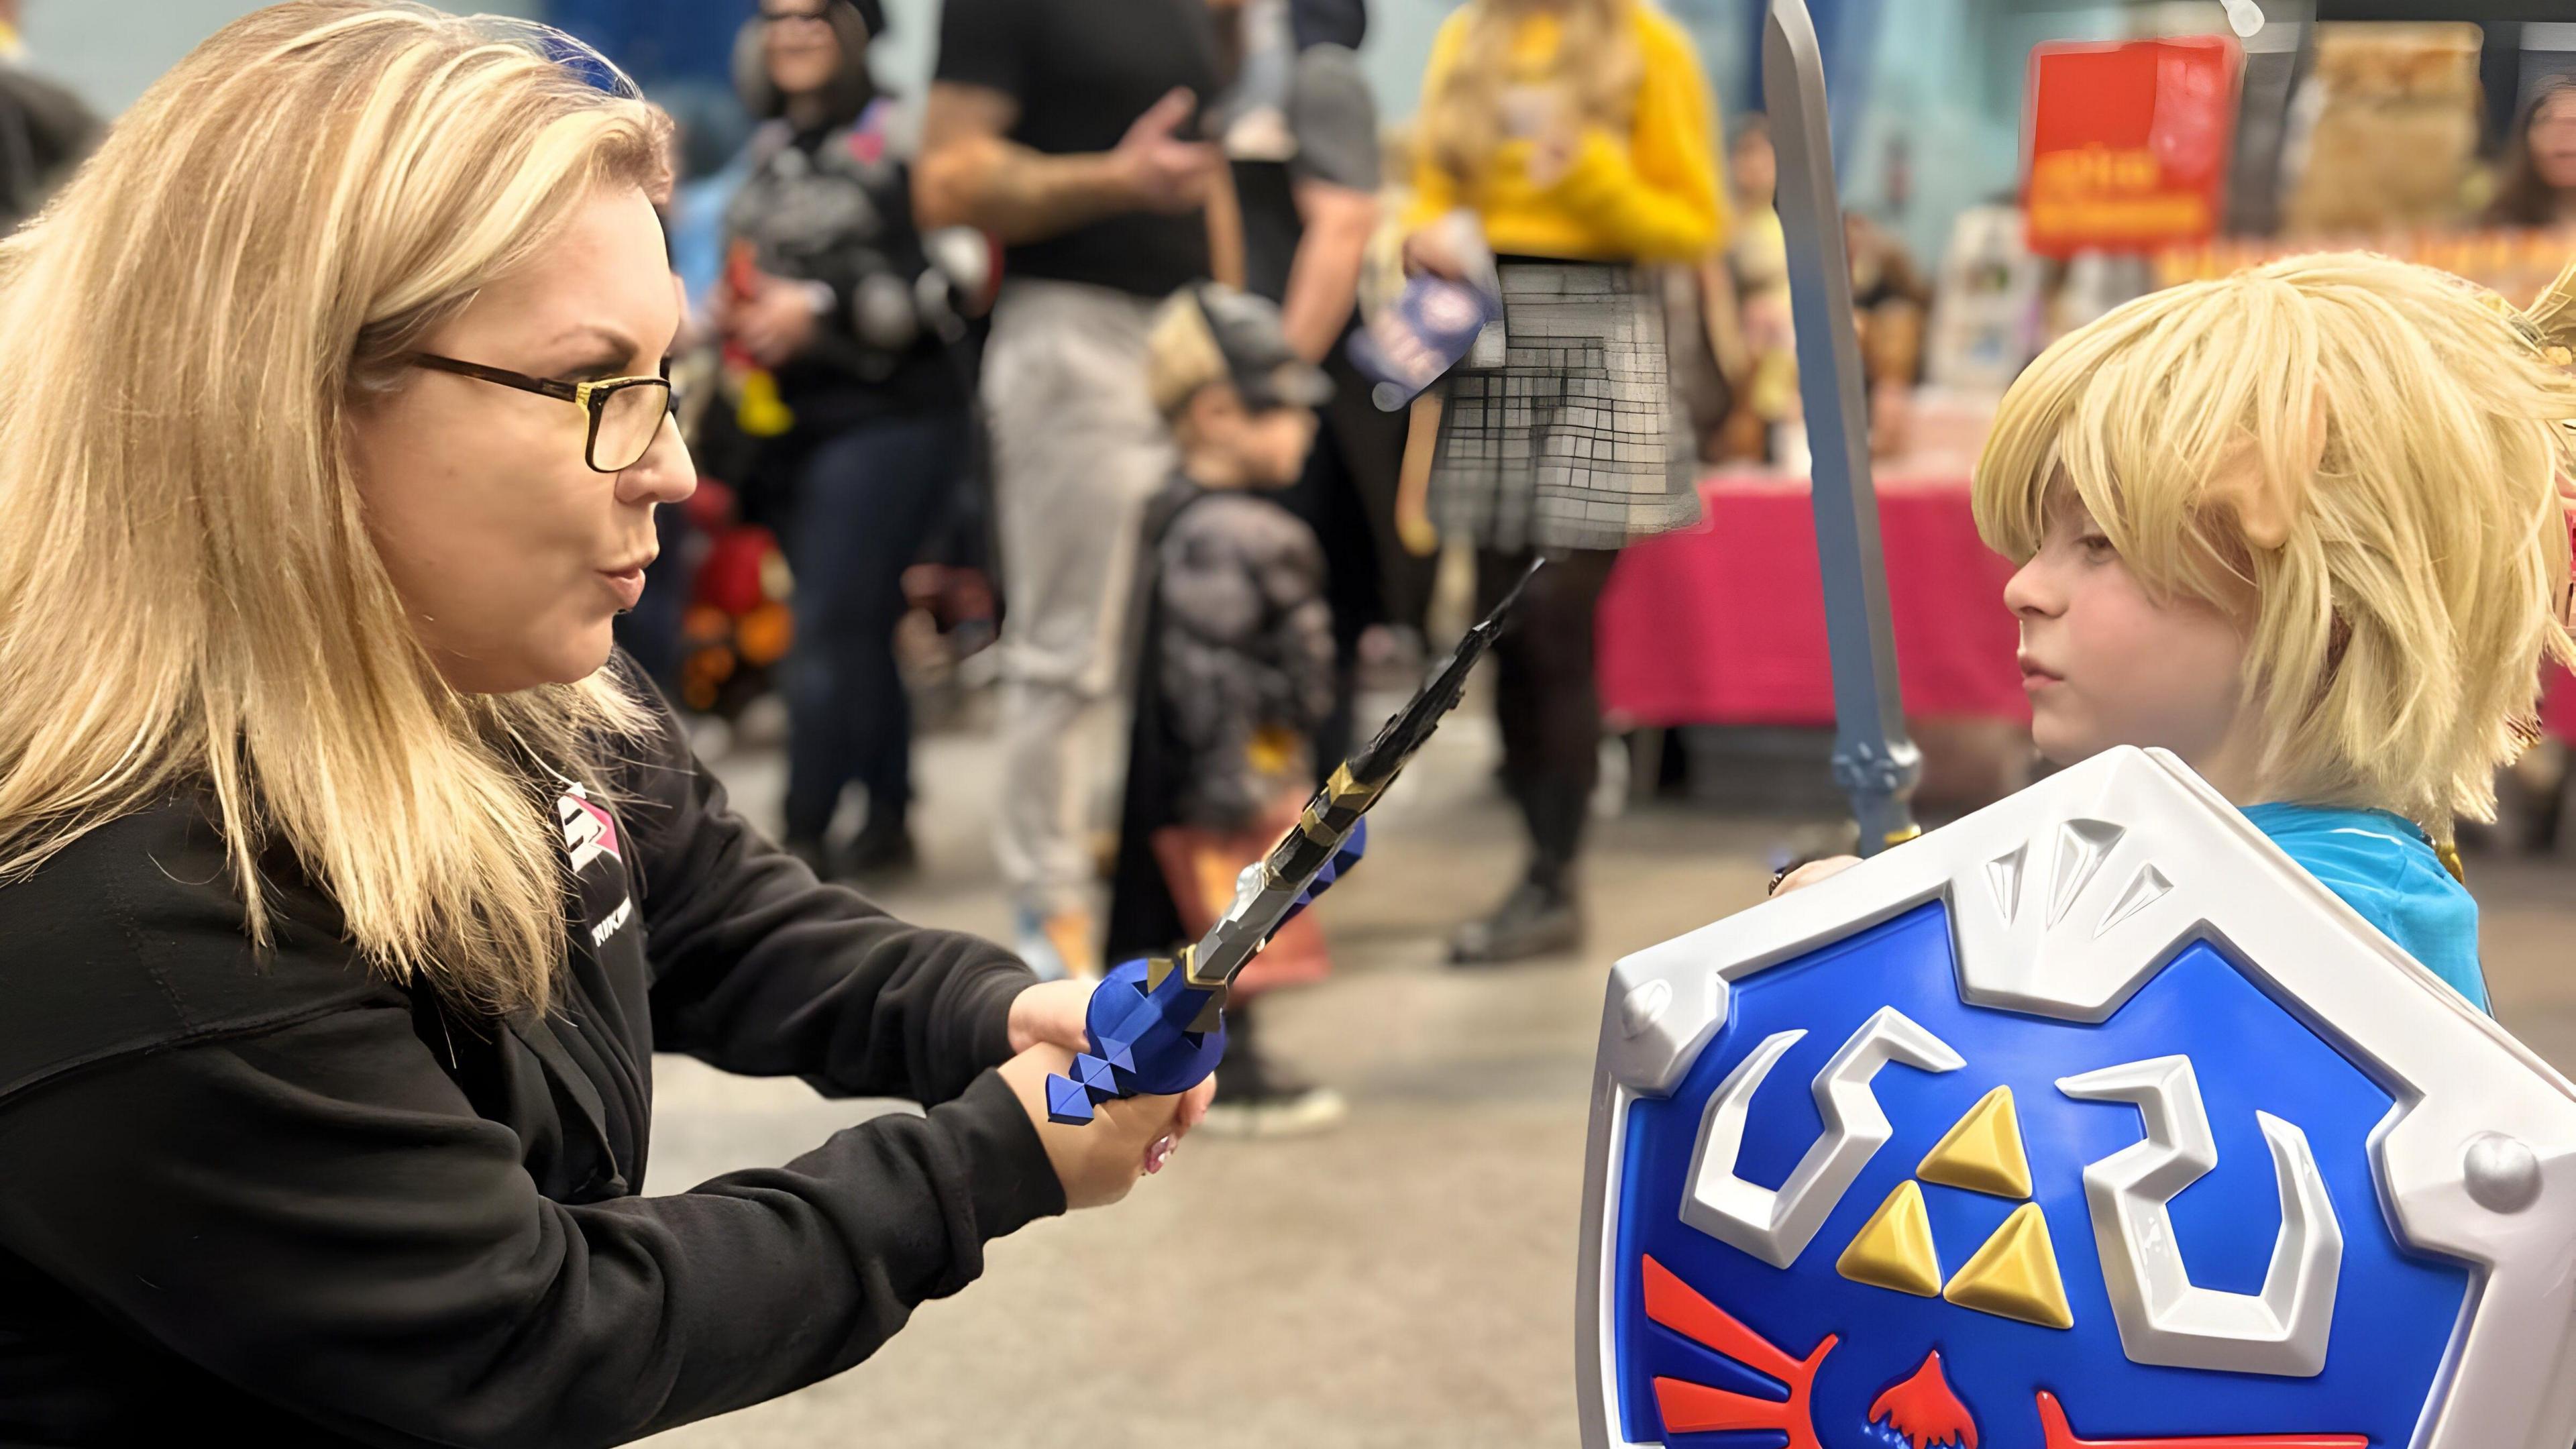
[1006, 978, 1098, 1055]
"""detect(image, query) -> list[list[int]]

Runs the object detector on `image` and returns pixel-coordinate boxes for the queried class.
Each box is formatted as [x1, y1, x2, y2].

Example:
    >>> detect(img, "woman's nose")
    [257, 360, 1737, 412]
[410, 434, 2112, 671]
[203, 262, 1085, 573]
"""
[617, 415, 697, 508]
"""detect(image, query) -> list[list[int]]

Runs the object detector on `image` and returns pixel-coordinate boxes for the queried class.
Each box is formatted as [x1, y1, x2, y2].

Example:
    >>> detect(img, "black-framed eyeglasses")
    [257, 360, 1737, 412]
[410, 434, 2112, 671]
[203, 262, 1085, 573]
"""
[409, 354, 676, 474]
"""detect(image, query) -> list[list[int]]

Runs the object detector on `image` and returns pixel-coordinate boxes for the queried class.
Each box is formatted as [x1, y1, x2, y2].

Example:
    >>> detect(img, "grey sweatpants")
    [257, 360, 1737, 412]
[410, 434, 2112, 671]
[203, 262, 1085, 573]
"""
[983, 280, 1175, 924]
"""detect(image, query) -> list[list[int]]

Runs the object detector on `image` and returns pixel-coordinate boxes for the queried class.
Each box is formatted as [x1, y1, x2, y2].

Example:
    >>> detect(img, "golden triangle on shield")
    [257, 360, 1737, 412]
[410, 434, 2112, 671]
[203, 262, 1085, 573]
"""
[1917, 1085, 2034, 1199]
[1941, 1201, 2074, 1329]
[1835, 1180, 1944, 1296]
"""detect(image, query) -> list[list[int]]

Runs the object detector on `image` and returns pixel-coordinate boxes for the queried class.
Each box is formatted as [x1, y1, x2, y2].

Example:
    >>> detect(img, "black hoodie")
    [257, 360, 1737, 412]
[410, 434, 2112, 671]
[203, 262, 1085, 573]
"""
[0, 660, 1059, 1446]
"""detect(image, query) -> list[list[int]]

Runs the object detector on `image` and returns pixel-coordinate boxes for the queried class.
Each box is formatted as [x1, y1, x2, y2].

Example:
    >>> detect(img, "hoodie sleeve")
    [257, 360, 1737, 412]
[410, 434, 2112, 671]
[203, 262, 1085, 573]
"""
[614, 676, 1034, 1106]
[0, 1004, 1062, 1448]
[0, 777, 1065, 1448]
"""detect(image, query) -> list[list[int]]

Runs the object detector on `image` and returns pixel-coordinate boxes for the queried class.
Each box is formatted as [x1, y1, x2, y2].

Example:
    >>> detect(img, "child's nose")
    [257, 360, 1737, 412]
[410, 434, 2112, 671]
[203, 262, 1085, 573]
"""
[2002, 555, 2060, 619]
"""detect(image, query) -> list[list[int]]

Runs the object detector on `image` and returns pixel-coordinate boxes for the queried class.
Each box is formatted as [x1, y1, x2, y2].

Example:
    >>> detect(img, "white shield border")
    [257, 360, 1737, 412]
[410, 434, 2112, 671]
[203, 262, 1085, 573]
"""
[1575, 746, 2576, 1449]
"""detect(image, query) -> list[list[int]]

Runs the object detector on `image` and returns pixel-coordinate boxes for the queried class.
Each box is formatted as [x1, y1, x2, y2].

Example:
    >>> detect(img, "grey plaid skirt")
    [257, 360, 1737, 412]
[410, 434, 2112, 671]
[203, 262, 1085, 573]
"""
[1428, 259, 1703, 553]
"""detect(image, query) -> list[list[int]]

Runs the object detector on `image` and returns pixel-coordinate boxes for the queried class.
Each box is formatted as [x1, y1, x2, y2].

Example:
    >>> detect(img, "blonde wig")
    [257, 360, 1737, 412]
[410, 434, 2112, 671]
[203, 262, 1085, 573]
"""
[0, 2, 676, 1015]
[1976, 251, 2576, 842]
[1417, 0, 1643, 184]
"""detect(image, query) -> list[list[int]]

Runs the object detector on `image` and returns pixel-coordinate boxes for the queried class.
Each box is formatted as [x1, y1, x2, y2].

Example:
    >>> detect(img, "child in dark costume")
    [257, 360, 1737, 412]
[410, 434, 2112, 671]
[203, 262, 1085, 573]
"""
[1107, 283, 1346, 1135]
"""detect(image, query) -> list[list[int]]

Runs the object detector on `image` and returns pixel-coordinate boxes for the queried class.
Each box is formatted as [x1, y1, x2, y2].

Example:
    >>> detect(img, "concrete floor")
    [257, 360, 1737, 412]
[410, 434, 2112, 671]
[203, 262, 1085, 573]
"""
[637, 707, 2576, 1448]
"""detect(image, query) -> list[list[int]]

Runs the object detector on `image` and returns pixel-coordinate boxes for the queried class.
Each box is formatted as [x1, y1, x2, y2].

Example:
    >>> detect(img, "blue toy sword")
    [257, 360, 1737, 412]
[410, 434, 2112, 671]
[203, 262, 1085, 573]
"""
[1764, 0, 1922, 855]
[1045, 559, 1546, 1124]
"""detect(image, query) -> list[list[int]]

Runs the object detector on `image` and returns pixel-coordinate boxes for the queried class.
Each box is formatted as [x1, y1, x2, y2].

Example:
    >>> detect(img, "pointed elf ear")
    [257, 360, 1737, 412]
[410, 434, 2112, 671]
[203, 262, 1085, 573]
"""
[2515, 257, 2576, 372]
[2204, 396, 2330, 552]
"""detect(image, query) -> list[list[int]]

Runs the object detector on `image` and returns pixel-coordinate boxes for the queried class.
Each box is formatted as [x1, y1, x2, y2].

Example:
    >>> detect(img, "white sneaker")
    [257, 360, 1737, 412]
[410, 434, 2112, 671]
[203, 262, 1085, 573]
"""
[1200, 1085, 1349, 1139]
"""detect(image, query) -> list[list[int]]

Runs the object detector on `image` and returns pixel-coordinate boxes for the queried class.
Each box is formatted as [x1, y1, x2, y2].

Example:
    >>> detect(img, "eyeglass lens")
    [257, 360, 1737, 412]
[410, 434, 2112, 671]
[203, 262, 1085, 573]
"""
[590, 382, 672, 473]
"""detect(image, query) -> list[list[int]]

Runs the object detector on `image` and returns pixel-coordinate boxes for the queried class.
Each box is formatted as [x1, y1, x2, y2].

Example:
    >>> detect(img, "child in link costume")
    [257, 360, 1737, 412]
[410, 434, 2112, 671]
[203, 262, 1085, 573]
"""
[1780, 252, 2576, 1016]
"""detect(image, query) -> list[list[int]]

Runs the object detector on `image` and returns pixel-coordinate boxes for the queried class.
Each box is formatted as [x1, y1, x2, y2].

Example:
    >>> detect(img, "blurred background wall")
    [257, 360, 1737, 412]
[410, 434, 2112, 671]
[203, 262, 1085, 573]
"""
[23, 0, 538, 115]
[34, 0, 2133, 274]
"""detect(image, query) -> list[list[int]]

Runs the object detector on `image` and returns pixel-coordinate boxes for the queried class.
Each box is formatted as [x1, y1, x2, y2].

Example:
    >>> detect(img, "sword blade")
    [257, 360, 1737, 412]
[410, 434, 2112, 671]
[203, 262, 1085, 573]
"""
[1189, 559, 1544, 985]
[1763, 0, 1921, 854]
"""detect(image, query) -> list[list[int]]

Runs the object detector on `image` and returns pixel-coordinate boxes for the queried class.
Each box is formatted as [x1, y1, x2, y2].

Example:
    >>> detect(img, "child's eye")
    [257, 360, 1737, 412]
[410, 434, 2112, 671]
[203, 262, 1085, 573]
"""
[2078, 533, 2116, 559]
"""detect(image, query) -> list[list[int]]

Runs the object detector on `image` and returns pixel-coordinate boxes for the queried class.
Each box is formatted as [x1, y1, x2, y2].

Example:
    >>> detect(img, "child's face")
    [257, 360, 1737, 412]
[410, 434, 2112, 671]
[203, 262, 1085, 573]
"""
[2003, 498, 2254, 778]
[1182, 386, 1320, 487]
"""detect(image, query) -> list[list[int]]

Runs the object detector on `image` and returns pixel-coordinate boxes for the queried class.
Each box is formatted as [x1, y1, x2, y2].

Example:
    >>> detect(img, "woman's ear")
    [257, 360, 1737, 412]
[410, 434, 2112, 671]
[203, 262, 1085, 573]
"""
[2205, 395, 2329, 551]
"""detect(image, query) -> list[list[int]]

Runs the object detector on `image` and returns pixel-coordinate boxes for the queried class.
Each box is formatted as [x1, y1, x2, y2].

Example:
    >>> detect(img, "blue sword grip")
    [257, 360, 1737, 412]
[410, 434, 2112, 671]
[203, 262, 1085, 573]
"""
[1043, 823, 1368, 1125]
[1042, 957, 1228, 1125]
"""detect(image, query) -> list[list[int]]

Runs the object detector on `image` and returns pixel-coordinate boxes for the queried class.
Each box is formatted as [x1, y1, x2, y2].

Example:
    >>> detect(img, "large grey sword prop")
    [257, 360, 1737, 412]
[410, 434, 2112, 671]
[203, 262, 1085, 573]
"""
[1763, 0, 1921, 855]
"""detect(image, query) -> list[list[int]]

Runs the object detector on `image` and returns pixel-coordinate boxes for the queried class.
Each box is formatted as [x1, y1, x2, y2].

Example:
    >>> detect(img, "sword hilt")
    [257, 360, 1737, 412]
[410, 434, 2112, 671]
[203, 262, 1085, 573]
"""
[1043, 826, 1368, 1126]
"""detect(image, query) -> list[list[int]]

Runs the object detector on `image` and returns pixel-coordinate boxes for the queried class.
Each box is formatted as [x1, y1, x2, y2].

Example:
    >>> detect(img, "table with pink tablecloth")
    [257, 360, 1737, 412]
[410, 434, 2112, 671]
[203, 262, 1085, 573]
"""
[1597, 471, 2029, 729]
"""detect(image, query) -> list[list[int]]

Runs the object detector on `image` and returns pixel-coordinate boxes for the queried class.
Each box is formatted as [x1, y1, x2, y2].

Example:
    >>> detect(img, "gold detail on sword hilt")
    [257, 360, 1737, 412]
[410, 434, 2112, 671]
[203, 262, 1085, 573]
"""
[1147, 946, 1233, 1028]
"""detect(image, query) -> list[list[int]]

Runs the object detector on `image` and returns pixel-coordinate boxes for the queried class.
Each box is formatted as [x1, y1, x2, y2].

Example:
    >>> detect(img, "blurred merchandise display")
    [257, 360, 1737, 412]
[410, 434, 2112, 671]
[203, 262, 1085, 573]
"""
[2157, 225, 2576, 307]
[1923, 206, 2045, 394]
[2024, 35, 2241, 258]
[2046, 249, 2155, 341]
[2282, 23, 2487, 235]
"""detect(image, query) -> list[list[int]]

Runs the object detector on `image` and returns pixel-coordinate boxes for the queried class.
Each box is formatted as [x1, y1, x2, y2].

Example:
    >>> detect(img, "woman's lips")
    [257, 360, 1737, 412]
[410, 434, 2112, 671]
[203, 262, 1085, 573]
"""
[600, 566, 647, 610]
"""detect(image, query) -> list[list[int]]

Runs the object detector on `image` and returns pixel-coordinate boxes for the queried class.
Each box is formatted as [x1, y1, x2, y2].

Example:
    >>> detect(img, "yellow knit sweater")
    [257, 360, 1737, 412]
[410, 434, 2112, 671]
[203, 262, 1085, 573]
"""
[1405, 3, 1726, 264]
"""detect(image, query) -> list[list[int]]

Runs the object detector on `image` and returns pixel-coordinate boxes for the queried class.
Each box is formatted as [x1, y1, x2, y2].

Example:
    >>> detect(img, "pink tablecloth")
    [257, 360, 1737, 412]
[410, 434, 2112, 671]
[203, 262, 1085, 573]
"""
[1597, 471, 2028, 729]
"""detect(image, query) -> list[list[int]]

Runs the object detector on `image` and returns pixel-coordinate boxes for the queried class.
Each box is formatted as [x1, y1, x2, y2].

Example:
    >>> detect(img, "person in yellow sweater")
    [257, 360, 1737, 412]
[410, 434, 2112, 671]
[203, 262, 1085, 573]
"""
[1401, 0, 1723, 963]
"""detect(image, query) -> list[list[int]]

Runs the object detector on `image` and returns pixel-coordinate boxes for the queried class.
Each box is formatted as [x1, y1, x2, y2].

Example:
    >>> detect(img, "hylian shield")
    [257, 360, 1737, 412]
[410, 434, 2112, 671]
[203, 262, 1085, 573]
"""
[1578, 746, 2576, 1449]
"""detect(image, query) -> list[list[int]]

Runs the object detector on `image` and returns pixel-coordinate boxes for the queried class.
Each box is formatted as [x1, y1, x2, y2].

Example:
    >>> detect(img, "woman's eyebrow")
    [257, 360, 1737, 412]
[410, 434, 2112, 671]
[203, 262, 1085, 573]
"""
[538, 323, 645, 371]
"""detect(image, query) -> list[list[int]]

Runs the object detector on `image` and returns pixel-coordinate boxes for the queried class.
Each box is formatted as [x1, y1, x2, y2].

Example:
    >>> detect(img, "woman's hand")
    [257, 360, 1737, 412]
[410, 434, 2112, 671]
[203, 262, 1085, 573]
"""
[1401, 226, 1468, 281]
[998, 1044, 1215, 1208]
[1002, 977, 1215, 1205]
[1006, 977, 1097, 1055]
[1772, 855, 1860, 896]
[728, 272, 820, 368]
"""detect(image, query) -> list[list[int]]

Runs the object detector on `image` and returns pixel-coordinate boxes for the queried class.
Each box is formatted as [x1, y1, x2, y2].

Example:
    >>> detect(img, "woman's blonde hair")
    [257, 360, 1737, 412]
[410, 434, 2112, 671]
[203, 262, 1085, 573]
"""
[1975, 251, 2576, 843]
[1417, 0, 1642, 184]
[0, 1, 674, 1015]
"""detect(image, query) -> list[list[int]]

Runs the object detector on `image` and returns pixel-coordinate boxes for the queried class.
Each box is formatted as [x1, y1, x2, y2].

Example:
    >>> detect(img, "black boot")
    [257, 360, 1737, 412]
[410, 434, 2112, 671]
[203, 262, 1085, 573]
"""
[1448, 877, 1584, 965]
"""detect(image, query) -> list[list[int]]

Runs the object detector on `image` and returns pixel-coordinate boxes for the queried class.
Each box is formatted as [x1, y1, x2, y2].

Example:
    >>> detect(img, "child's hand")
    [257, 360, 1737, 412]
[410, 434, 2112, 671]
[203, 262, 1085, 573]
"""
[1770, 855, 1860, 897]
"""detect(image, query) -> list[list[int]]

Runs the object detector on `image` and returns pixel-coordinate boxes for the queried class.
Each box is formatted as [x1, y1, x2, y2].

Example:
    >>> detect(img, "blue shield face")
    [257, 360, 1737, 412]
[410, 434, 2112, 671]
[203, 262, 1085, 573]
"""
[1609, 900, 2471, 1449]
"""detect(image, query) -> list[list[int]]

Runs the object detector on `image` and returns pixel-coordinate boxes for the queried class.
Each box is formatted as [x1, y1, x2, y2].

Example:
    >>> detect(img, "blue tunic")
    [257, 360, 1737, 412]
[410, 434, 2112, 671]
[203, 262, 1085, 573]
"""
[2241, 802, 2491, 1014]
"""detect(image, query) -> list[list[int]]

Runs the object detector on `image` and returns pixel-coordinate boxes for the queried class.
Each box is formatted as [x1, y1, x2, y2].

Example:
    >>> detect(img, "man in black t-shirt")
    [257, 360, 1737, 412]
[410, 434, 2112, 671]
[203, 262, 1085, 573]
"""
[915, 0, 1229, 980]
[1212, 0, 1432, 770]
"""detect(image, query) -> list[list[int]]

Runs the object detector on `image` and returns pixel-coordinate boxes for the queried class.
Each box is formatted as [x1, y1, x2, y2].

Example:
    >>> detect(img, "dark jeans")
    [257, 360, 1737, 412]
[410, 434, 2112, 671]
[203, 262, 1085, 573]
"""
[1477, 547, 1619, 892]
[781, 410, 967, 845]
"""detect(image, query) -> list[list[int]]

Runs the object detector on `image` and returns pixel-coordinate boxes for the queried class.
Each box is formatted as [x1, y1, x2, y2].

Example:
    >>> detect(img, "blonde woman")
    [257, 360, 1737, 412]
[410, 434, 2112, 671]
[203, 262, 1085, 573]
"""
[1781, 252, 2576, 1022]
[0, 5, 1205, 1443]
[1401, 0, 1723, 963]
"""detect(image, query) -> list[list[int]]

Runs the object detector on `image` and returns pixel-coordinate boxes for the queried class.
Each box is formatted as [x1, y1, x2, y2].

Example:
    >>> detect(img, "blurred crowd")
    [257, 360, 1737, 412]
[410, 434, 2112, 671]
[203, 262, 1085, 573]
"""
[0, 0, 100, 233]
[535, 1, 2576, 1123]
[11, 0, 2574, 1134]
[596, 0, 1746, 1134]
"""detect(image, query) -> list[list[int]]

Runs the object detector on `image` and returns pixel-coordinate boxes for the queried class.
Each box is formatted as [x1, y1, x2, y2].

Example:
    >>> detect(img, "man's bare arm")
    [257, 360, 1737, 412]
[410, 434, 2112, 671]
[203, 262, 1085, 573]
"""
[914, 83, 1215, 244]
[1205, 162, 1245, 290]
[1279, 177, 1377, 363]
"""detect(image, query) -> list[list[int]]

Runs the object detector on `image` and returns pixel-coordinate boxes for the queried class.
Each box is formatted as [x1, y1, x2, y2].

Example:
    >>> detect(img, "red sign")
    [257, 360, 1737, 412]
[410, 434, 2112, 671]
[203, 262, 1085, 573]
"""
[2024, 36, 2241, 258]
